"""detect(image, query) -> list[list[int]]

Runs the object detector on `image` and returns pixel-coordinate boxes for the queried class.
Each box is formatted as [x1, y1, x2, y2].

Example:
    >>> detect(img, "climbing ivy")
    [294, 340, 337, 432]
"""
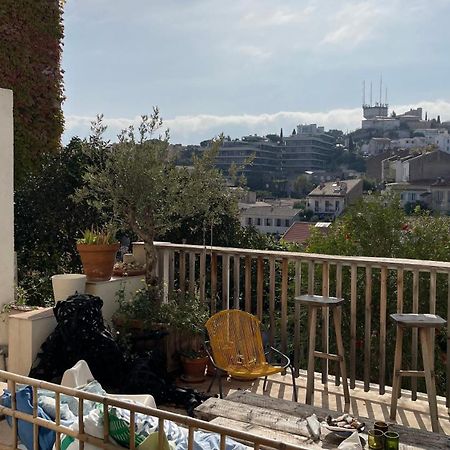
[0, 0, 64, 184]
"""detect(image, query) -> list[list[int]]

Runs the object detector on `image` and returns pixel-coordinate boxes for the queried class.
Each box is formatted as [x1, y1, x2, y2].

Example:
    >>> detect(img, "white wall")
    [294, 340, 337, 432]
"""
[0, 88, 15, 345]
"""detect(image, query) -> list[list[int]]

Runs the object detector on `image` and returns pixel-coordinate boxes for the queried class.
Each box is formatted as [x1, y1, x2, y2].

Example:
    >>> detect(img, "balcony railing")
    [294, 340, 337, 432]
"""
[141, 242, 450, 406]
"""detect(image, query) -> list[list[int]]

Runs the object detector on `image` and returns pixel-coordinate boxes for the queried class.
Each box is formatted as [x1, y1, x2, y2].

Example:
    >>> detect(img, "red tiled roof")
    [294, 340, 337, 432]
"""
[282, 222, 314, 243]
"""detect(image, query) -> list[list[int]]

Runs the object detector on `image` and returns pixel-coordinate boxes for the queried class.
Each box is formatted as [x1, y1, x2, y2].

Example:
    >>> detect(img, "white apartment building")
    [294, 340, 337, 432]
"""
[307, 179, 363, 219]
[240, 202, 300, 234]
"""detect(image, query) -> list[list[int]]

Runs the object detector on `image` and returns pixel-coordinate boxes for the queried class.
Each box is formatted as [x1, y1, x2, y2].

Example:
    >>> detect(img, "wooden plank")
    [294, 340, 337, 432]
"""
[281, 258, 289, 357]
[294, 261, 301, 376]
[364, 265, 372, 392]
[245, 256, 252, 313]
[222, 254, 230, 310]
[269, 257, 276, 348]
[335, 263, 342, 386]
[211, 253, 218, 314]
[162, 250, 170, 304]
[379, 266, 387, 395]
[199, 250, 206, 303]
[222, 391, 447, 450]
[179, 251, 186, 297]
[189, 252, 196, 297]
[257, 256, 264, 321]
[350, 263, 357, 389]
[169, 251, 175, 296]
[429, 269, 437, 352]
[195, 398, 312, 438]
[233, 255, 240, 309]
[321, 262, 329, 384]
[307, 261, 314, 295]
[412, 269, 419, 401]
[397, 268, 404, 313]
[209, 417, 313, 449]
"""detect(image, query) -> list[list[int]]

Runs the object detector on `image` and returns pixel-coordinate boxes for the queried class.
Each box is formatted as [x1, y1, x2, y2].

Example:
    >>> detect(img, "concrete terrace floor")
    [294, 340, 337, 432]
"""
[174, 370, 450, 436]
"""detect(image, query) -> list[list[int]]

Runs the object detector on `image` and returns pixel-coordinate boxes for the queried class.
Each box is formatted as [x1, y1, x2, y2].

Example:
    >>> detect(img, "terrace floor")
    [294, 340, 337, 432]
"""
[175, 370, 450, 436]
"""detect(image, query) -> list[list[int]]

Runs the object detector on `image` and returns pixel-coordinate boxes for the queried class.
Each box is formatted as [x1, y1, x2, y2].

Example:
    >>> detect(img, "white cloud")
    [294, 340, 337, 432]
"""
[64, 99, 450, 145]
[236, 45, 272, 61]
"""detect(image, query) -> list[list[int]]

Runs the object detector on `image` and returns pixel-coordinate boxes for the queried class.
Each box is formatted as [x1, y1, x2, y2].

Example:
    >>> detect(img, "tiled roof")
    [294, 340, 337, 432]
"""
[282, 222, 313, 243]
[308, 179, 362, 197]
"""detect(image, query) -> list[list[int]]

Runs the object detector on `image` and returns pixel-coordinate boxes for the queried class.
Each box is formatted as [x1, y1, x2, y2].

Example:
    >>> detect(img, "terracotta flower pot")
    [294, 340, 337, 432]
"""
[181, 356, 208, 383]
[77, 243, 120, 282]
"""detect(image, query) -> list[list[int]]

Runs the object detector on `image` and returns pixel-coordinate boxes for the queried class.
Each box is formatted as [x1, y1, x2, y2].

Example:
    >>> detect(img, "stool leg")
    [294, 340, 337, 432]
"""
[306, 306, 318, 405]
[420, 328, 440, 433]
[333, 307, 350, 405]
[390, 325, 403, 421]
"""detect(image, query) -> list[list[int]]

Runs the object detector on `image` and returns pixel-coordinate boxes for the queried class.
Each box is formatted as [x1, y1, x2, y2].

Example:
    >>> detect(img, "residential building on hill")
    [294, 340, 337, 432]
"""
[306, 179, 363, 219]
[282, 124, 335, 177]
[214, 124, 335, 188]
[239, 201, 300, 234]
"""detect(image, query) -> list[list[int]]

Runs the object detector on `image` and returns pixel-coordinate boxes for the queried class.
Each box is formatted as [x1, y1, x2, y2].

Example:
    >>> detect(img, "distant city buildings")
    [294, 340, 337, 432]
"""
[213, 124, 335, 189]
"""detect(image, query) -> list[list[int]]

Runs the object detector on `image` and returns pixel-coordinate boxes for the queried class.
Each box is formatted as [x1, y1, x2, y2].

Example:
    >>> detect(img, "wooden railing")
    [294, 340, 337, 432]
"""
[145, 241, 450, 406]
[0, 370, 307, 450]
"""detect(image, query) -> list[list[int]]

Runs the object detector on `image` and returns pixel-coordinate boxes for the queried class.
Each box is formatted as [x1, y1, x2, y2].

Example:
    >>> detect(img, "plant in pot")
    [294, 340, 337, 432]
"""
[76, 226, 120, 282]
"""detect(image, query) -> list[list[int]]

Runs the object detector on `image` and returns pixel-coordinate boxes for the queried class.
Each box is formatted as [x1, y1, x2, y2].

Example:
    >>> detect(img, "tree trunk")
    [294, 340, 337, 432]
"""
[144, 240, 159, 299]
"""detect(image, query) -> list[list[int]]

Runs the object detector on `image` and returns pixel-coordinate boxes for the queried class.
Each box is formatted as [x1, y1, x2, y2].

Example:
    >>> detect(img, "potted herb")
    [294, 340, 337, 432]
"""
[76, 226, 120, 282]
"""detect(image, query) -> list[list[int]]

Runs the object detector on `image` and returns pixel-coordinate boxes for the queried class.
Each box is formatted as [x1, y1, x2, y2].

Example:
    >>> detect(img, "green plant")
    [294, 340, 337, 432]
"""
[75, 111, 239, 305]
[0, 0, 64, 185]
[114, 286, 209, 337]
[77, 225, 117, 245]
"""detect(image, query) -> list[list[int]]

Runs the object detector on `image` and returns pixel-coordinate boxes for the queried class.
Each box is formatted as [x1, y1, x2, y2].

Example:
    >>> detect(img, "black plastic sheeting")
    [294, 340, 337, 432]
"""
[29, 294, 211, 415]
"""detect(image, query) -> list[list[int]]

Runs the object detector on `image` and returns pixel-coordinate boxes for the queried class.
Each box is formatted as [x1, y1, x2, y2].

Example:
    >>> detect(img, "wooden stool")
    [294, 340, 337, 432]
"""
[295, 294, 350, 405]
[390, 313, 446, 433]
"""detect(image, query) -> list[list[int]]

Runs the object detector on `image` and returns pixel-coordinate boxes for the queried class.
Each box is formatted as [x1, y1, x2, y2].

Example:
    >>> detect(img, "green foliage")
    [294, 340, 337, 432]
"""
[0, 0, 65, 185]
[307, 194, 405, 257]
[77, 225, 118, 245]
[14, 137, 101, 306]
[115, 286, 209, 336]
[75, 111, 240, 298]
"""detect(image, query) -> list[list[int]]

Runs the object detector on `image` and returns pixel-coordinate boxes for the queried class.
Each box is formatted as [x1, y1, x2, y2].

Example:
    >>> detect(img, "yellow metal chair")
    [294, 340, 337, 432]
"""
[205, 309, 297, 401]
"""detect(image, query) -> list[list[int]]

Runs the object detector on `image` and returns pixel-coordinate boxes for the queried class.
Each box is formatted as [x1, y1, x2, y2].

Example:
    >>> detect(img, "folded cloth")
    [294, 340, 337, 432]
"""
[1, 385, 56, 450]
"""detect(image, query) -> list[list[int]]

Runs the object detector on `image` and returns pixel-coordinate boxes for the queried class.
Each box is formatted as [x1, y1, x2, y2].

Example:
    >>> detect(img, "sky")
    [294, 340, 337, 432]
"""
[62, 0, 450, 144]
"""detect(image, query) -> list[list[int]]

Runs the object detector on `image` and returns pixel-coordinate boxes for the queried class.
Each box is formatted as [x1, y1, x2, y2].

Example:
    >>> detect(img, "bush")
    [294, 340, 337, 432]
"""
[14, 137, 100, 306]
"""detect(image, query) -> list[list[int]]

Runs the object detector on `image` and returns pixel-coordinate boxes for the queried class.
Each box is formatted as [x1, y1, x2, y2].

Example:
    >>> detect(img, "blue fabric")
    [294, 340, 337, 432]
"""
[1, 386, 56, 450]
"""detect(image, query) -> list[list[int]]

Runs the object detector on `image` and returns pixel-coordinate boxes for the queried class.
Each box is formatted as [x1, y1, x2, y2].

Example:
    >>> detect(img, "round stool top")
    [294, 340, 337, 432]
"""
[295, 294, 345, 307]
[390, 313, 446, 328]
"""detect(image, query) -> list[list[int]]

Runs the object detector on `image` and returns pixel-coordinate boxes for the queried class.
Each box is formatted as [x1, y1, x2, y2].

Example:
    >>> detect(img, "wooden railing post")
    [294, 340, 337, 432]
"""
[222, 254, 230, 310]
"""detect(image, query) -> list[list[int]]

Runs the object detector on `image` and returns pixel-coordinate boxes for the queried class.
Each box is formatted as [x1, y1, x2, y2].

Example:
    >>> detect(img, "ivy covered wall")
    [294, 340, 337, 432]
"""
[0, 0, 64, 185]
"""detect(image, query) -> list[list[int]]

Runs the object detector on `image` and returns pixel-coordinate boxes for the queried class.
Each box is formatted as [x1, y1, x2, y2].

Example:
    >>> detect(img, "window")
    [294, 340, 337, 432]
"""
[247, 217, 252, 226]
[435, 191, 444, 203]
[265, 218, 272, 226]
[409, 192, 416, 202]
[256, 218, 261, 225]
[335, 200, 340, 211]
[276, 218, 281, 227]
[285, 219, 290, 227]
[325, 200, 331, 211]
[314, 200, 319, 211]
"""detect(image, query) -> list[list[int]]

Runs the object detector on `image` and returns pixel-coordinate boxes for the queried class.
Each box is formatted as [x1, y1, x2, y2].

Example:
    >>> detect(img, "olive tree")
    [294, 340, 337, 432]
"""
[75, 109, 238, 303]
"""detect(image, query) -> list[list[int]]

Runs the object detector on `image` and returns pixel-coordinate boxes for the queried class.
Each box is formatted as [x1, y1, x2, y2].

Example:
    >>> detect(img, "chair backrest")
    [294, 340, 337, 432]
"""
[205, 310, 267, 370]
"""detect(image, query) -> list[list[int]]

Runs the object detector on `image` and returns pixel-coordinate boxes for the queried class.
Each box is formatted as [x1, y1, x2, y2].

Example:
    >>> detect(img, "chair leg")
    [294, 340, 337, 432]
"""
[306, 306, 318, 405]
[263, 376, 268, 392]
[290, 365, 298, 402]
[420, 328, 440, 433]
[390, 325, 403, 421]
[333, 307, 350, 405]
[218, 370, 224, 399]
